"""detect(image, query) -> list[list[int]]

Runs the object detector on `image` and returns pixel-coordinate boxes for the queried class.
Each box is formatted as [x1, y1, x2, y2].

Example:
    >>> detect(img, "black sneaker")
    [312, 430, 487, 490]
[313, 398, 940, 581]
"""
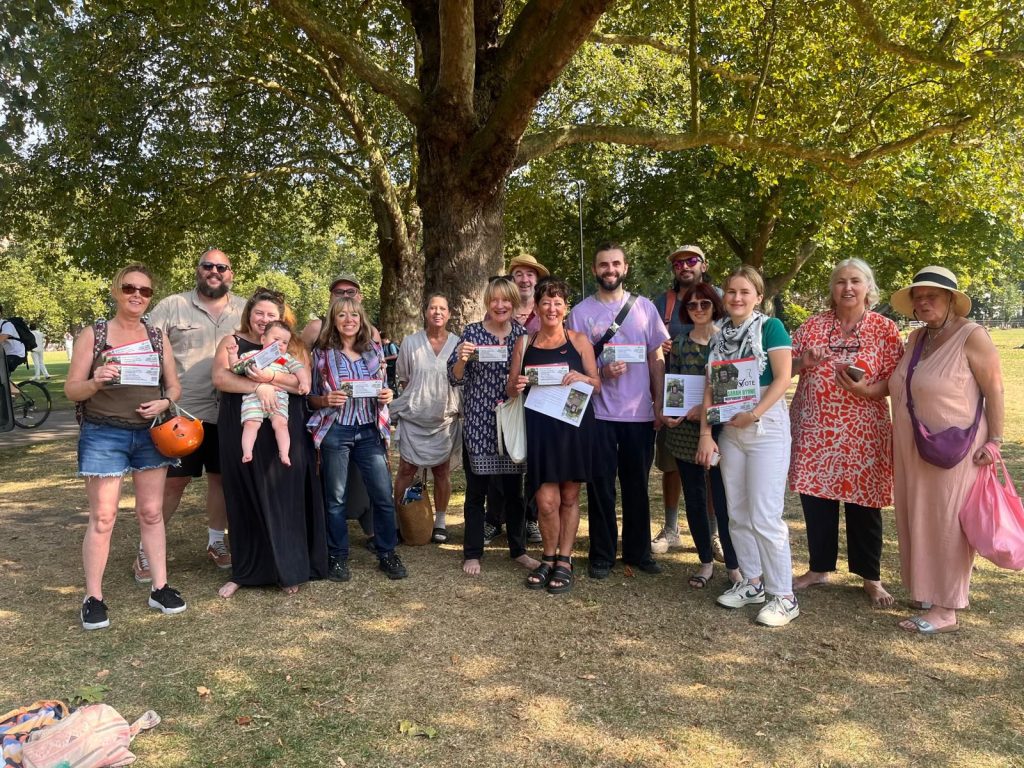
[378, 552, 408, 580]
[328, 556, 351, 582]
[625, 558, 663, 575]
[148, 584, 187, 615]
[81, 596, 110, 630]
[483, 522, 501, 545]
[588, 561, 612, 580]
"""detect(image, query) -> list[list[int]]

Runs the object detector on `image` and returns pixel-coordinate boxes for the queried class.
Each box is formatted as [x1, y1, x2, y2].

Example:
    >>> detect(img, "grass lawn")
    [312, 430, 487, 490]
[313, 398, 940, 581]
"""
[0, 334, 1022, 767]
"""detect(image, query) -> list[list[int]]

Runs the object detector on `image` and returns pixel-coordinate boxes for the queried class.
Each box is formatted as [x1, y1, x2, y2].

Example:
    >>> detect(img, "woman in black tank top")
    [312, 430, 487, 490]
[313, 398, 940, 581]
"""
[506, 279, 601, 594]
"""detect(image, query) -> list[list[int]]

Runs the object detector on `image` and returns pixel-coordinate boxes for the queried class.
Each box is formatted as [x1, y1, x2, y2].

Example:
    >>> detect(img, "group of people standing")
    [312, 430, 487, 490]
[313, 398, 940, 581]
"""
[64, 242, 1005, 636]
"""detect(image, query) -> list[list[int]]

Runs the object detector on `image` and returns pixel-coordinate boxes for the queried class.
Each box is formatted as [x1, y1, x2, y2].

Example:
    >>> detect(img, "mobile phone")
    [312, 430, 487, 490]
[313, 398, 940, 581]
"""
[710, 451, 721, 467]
[846, 365, 866, 382]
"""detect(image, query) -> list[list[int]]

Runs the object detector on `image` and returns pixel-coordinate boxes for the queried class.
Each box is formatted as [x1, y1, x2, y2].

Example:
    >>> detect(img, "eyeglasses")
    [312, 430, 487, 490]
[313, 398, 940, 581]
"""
[685, 299, 713, 311]
[331, 287, 359, 298]
[199, 262, 231, 273]
[121, 284, 154, 298]
[827, 316, 861, 356]
[672, 256, 704, 269]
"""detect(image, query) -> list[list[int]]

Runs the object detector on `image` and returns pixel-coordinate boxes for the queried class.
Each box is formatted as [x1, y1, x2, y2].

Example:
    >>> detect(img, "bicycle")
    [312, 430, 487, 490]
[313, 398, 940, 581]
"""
[11, 379, 52, 429]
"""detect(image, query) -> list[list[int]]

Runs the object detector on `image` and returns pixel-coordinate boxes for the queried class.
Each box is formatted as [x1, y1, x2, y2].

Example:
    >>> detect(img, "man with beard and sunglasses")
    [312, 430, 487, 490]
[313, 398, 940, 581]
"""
[567, 242, 669, 579]
[140, 248, 247, 581]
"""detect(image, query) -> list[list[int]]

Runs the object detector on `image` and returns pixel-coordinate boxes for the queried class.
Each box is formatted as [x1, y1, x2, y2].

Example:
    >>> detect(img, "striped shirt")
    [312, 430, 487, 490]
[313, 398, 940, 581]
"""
[307, 341, 390, 448]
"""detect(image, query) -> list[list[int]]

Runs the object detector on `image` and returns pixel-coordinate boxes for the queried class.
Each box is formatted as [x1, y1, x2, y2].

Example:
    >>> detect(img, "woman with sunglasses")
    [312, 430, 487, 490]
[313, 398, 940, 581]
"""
[660, 283, 741, 590]
[66, 264, 184, 630]
[212, 288, 327, 598]
[788, 259, 903, 607]
[448, 276, 540, 577]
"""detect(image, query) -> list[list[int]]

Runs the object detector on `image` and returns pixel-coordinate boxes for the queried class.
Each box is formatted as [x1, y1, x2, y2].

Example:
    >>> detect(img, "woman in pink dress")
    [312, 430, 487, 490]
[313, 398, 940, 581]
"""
[788, 259, 903, 606]
[888, 266, 1005, 634]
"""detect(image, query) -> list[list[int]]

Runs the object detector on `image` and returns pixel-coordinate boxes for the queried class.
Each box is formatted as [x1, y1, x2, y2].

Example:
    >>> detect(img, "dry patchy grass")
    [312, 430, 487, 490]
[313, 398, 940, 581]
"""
[1, 337, 1023, 767]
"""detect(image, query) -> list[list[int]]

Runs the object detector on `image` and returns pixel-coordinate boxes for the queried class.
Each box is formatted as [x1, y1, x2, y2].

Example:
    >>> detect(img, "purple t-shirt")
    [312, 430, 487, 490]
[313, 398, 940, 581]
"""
[567, 293, 670, 422]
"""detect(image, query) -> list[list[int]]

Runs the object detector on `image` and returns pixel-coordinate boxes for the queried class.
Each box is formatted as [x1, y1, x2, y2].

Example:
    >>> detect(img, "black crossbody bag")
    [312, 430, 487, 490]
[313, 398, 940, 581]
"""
[593, 294, 638, 359]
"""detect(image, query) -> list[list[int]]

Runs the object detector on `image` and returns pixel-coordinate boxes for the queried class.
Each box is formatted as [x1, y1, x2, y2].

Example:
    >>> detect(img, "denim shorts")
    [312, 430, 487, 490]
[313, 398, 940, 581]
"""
[78, 421, 180, 477]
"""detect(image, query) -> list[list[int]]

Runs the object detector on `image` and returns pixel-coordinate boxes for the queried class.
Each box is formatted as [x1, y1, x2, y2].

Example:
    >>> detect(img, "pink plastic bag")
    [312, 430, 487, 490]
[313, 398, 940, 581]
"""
[959, 445, 1024, 571]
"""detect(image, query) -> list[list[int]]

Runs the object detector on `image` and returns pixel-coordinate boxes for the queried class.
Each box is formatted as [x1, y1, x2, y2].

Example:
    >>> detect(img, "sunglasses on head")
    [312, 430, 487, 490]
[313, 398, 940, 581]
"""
[673, 255, 704, 268]
[488, 274, 513, 283]
[252, 287, 285, 303]
[685, 299, 713, 311]
[121, 284, 154, 298]
[199, 262, 231, 273]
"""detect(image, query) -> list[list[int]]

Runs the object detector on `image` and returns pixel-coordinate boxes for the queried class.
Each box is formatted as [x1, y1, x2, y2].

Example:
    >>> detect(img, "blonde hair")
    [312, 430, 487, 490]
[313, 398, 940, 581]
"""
[483, 276, 521, 310]
[111, 263, 154, 299]
[724, 264, 765, 297]
[319, 297, 374, 352]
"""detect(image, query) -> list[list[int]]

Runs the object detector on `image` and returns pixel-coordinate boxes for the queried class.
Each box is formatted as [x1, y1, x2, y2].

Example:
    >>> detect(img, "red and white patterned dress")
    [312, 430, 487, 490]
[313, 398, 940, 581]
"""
[788, 310, 903, 508]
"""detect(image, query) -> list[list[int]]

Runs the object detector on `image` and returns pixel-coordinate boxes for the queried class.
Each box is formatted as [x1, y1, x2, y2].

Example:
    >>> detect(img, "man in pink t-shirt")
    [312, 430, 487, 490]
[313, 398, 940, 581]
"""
[567, 242, 670, 579]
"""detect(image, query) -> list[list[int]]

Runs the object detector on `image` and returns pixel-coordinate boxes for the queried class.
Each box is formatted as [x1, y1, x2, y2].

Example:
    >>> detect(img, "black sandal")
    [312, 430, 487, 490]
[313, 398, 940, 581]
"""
[546, 555, 574, 595]
[526, 555, 556, 590]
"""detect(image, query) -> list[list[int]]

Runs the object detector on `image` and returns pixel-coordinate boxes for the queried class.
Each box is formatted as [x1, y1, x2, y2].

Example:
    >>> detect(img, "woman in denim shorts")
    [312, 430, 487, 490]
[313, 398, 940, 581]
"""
[65, 263, 185, 630]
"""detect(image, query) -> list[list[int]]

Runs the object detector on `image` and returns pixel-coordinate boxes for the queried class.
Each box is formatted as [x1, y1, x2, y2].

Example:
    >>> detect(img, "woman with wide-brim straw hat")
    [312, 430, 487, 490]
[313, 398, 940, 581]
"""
[887, 265, 1005, 635]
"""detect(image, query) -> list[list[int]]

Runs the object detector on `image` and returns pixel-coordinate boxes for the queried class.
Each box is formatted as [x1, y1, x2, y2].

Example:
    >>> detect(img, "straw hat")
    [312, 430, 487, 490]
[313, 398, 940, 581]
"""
[890, 266, 971, 318]
[508, 253, 550, 278]
[668, 245, 705, 264]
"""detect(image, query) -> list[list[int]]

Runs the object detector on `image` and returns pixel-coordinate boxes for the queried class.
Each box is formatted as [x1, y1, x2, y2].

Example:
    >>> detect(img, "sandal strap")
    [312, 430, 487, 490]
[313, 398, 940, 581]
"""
[555, 554, 572, 564]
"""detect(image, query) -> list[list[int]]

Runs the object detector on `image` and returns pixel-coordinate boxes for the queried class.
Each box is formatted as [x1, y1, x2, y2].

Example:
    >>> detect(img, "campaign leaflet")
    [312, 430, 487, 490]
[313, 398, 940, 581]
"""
[474, 345, 508, 363]
[117, 364, 161, 387]
[706, 356, 760, 425]
[600, 344, 646, 364]
[337, 379, 383, 398]
[524, 381, 594, 428]
[249, 343, 286, 371]
[663, 374, 705, 418]
[524, 363, 570, 386]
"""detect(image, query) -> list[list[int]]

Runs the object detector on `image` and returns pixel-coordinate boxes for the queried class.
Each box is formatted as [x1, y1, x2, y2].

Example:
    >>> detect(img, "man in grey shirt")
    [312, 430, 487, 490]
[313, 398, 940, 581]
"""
[140, 249, 246, 583]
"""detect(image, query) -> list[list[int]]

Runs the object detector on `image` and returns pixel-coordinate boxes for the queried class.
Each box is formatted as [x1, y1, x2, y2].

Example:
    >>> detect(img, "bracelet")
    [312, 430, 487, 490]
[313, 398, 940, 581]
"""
[988, 436, 1004, 444]
[270, 370, 276, 382]
[699, 431, 712, 437]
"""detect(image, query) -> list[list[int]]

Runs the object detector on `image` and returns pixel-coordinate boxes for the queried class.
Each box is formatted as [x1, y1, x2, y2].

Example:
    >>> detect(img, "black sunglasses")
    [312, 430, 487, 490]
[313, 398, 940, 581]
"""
[121, 284, 154, 298]
[252, 287, 285, 303]
[199, 262, 231, 273]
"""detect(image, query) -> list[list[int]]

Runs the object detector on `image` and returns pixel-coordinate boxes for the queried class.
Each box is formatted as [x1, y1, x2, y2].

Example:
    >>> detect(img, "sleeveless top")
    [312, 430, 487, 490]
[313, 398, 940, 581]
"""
[83, 319, 164, 428]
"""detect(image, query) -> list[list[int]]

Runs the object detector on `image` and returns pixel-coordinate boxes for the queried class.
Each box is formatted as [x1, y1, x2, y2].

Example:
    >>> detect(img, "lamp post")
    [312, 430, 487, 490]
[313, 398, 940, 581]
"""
[569, 180, 585, 300]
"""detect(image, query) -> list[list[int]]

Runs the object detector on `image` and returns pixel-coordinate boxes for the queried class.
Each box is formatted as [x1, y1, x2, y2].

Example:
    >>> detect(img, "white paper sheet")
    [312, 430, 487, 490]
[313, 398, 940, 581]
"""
[663, 374, 705, 417]
[524, 381, 593, 427]
[601, 344, 646, 363]
[525, 363, 570, 386]
[475, 345, 508, 363]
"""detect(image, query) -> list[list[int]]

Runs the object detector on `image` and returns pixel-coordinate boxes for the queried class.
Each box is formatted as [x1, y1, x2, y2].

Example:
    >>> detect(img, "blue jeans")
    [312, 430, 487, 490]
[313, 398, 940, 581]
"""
[320, 423, 398, 560]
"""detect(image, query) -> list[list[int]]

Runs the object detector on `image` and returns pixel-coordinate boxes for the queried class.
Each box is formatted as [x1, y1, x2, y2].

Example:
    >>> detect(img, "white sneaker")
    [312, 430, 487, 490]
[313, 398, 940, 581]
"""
[716, 579, 766, 608]
[756, 595, 800, 627]
[650, 527, 681, 554]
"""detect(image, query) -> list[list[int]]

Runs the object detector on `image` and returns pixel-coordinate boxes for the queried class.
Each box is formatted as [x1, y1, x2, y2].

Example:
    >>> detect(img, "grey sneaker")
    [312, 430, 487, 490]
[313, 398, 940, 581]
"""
[756, 595, 800, 627]
[483, 522, 501, 545]
[650, 526, 681, 554]
[716, 579, 766, 608]
[526, 520, 542, 544]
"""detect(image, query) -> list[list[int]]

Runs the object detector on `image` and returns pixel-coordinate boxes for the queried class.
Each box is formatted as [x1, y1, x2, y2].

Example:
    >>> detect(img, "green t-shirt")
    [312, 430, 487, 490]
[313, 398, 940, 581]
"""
[759, 316, 792, 387]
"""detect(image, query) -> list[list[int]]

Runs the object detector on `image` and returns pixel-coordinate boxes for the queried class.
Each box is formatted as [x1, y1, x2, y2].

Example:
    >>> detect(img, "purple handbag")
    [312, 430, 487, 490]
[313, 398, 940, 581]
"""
[905, 330, 983, 469]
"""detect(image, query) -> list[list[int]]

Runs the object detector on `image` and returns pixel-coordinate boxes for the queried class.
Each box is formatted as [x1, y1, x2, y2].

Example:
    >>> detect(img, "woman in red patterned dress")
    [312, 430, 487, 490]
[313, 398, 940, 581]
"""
[788, 259, 904, 606]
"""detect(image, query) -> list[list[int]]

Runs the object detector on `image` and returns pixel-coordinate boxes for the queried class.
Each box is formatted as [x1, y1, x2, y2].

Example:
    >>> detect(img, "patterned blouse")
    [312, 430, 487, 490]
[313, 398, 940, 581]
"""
[663, 332, 713, 464]
[788, 310, 903, 508]
[447, 321, 526, 475]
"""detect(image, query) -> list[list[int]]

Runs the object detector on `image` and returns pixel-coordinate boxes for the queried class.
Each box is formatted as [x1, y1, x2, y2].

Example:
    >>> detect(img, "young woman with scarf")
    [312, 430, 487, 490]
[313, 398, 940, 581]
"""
[696, 266, 798, 627]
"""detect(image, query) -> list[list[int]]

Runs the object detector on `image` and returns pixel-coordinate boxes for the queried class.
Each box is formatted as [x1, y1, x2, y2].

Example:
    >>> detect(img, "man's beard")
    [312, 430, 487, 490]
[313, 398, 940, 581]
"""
[197, 280, 230, 299]
[597, 273, 624, 292]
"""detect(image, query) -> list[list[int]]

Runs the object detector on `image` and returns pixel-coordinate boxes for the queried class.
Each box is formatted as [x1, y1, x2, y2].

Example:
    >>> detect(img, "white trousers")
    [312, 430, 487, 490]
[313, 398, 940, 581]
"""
[31, 350, 49, 379]
[718, 397, 793, 596]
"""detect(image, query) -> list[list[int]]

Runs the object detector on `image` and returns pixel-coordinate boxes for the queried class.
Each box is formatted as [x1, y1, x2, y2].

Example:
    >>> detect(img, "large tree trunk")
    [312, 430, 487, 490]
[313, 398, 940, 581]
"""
[371, 193, 424, 339]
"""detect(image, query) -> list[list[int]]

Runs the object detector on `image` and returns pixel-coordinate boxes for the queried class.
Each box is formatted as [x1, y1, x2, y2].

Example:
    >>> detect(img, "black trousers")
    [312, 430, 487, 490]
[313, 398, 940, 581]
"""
[485, 473, 539, 526]
[800, 493, 883, 580]
[463, 447, 527, 561]
[586, 419, 656, 567]
[678, 459, 738, 570]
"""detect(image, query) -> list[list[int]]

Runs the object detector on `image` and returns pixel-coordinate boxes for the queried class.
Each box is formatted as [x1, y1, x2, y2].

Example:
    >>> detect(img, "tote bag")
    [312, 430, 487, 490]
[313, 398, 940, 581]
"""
[959, 445, 1024, 571]
[494, 335, 529, 464]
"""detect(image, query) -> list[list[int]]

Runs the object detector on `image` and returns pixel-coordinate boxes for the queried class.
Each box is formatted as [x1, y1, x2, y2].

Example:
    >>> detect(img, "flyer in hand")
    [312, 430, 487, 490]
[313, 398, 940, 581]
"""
[525, 381, 594, 427]
[706, 356, 760, 425]
[663, 374, 705, 418]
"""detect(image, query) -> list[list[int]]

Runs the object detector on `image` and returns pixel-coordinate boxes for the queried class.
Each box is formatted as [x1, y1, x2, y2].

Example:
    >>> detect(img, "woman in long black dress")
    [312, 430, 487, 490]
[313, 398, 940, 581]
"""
[507, 278, 600, 594]
[212, 288, 327, 597]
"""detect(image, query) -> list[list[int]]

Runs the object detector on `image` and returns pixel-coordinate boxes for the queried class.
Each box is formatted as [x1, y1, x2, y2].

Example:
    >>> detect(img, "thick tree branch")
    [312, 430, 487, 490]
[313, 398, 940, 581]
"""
[588, 33, 761, 84]
[267, 0, 423, 121]
[466, 0, 612, 185]
[715, 220, 747, 261]
[745, 0, 777, 135]
[516, 114, 975, 168]
[492, 0, 564, 84]
[845, 0, 965, 71]
[437, 0, 476, 117]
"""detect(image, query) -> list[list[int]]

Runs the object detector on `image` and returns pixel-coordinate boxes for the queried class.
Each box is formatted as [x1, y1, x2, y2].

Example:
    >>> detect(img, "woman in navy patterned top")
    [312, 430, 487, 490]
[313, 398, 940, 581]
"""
[448, 276, 541, 577]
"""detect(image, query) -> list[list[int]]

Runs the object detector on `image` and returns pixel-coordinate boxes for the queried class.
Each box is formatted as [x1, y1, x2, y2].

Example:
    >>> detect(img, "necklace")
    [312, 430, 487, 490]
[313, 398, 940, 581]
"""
[922, 318, 952, 355]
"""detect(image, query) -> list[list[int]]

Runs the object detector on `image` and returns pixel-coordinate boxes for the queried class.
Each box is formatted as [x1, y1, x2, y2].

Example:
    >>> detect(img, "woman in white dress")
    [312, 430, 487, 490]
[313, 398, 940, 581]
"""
[391, 294, 462, 542]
